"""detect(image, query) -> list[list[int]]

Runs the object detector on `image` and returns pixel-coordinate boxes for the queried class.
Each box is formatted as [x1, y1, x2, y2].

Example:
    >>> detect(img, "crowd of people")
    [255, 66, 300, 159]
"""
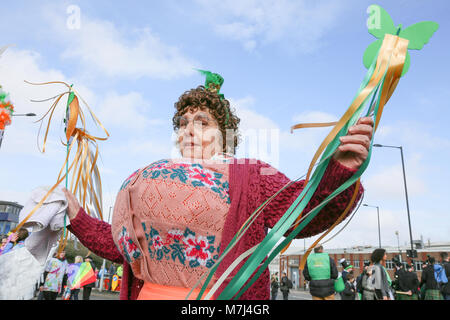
[35, 251, 123, 300]
[1, 228, 124, 300]
[270, 272, 293, 300]
[271, 246, 450, 301]
[2, 230, 449, 301]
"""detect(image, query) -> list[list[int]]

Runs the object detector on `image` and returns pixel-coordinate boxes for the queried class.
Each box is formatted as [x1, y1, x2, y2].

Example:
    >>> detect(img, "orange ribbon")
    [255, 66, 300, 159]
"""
[14, 81, 109, 255]
[281, 34, 409, 258]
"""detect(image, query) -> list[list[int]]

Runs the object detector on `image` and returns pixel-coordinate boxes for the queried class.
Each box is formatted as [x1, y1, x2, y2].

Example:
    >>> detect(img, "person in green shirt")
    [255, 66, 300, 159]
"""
[303, 245, 339, 300]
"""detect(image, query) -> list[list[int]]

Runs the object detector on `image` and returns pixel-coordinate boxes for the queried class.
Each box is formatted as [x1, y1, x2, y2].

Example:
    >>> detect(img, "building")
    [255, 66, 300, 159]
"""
[278, 242, 450, 289]
[0, 201, 23, 235]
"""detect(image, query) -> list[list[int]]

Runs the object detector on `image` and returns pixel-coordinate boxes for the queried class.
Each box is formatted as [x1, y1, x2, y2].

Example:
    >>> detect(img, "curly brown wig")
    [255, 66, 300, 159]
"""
[172, 86, 240, 154]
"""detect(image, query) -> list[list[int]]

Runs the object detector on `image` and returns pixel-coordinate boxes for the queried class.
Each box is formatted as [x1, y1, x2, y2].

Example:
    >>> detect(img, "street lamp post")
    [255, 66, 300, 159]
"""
[12, 113, 37, 117]
[373, 144, 414, 256]
[395, 230, 402, 262]
[363, 204, 381, 248]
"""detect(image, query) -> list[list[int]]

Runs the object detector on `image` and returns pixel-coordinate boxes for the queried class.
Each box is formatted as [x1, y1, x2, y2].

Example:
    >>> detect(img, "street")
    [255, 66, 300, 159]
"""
[62, 288, 338, 300]
[274, 288, 341, 300]
[32, 287, 342, 300]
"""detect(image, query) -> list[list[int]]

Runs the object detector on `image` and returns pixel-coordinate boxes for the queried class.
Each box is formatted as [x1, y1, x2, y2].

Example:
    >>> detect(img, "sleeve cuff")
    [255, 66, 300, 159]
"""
[321, 157, 358, 189]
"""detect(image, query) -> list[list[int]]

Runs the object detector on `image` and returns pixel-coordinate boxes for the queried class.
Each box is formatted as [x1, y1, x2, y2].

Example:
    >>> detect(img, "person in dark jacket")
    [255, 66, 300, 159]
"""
[280, 272, 292, 300]
[420, 257, 444, 300]
[339, 258, 353, 283]
[303, 245, 338, 300]
[341, 271, 356, 300]
[440, 252, 450, 300]
[271, 274, 279, 300]
[396, 264, 419, 300]
[108, 263, 117, 291]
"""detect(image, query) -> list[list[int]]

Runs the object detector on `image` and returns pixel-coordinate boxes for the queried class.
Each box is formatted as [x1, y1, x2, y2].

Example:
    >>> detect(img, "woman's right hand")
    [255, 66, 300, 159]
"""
[62, 188, 81, 220]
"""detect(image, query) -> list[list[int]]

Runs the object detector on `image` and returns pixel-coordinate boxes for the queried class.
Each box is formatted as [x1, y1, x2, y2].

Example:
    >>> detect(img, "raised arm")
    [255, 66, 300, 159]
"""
[63, 189, 124, 264]
[261, 116, 373, 237]
[261, 158, 363, 238]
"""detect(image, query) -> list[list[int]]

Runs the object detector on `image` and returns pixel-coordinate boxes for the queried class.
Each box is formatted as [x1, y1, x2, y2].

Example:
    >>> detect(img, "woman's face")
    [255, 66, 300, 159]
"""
[177, 108, 223, 160]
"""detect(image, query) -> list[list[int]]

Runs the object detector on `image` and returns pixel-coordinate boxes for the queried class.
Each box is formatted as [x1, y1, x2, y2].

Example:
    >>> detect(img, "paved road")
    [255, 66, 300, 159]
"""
[274, 288, 342, 300]
[34, 288, 342, 300]
[80, 288, 338, 300]
[32, 288, 120, 300]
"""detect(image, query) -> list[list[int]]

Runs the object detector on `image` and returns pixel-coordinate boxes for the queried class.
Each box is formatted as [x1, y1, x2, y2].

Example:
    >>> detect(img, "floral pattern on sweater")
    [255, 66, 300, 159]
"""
[117, 227, 142, 264]
[142, 223, 220, 269]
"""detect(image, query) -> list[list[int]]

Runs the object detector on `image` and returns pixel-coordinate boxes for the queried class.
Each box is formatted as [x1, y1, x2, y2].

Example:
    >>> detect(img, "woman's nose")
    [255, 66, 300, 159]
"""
[185, 121, 204, 137]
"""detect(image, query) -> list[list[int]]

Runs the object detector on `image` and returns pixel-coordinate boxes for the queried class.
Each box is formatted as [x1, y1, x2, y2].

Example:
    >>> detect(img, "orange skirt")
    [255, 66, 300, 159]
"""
[137, 282, 211, 300]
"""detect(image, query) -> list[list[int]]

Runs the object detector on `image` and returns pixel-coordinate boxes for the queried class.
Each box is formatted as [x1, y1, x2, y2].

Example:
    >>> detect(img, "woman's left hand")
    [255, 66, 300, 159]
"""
[333, 117, 374, 170]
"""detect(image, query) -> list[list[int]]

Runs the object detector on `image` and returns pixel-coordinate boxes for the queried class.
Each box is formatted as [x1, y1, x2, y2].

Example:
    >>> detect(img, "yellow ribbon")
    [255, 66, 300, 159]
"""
[14, 81, 109, 255]
[282, 34, 409, 260]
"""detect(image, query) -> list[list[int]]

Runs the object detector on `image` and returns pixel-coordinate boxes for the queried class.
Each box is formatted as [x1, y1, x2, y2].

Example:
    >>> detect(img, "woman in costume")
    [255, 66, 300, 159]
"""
[63, 71, 374, 300]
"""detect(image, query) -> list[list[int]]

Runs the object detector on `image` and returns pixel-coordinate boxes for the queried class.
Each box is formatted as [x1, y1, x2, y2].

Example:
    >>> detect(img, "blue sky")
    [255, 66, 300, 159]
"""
[0, 0, 449, 250]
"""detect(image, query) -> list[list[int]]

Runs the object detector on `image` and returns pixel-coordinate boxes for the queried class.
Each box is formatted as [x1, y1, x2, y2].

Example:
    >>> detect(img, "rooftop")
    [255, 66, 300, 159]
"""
[281, 242, 450, 256]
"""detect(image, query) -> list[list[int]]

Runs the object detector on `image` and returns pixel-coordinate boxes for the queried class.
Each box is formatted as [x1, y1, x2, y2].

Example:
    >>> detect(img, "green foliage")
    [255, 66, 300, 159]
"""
[63, 238, 117, 270]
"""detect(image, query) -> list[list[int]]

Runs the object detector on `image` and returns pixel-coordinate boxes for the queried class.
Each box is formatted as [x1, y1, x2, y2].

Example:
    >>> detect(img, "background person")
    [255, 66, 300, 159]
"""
[108, 263, 117, 291]
[396, 263, 419, 300]
[279, 272, 292, 300]
[420, 256, 444, 300]
[370, 248, 394, 300]
[82, 256, 97, 300]
[40, 250, 69, 300]
[439, 252, 450, 300]
[361, 262, 376, 300]
[66, 255, 83, 300]
[303, 245, 338, 300]
[270, 274, 279, 300]
[341, 271, 357, 300]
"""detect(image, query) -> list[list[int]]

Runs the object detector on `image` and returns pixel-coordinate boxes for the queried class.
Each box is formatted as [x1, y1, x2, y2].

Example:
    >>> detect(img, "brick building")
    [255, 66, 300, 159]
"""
[277, 242, 450, 290]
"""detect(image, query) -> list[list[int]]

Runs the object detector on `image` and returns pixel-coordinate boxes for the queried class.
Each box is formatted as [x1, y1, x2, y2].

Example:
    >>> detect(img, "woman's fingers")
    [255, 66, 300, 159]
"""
[62, 188, 81, 220]
[338, 143, 368, 158]
[340, 134, 371, 151]
[333, 117, 374, 170]
[348, 124, 373, 139]
[357, 116, 374, 126]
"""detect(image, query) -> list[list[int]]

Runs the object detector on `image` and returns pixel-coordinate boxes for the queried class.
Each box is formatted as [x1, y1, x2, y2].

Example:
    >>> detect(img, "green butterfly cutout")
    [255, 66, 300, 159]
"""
[364, 4, 439, 77]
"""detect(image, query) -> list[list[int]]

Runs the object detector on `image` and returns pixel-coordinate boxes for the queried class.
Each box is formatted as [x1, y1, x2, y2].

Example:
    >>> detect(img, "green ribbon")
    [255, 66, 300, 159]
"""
[223, 54, 388, 301]
[63, 87, 75, 243]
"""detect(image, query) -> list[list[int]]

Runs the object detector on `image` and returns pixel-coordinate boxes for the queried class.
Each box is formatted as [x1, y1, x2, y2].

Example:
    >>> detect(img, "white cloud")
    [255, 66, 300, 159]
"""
[0, 48, 70, 157]
[363, 163, 427, 202]
[194, 0, 343, 53]
[229, 96, 341, 169]
[45, 9, 198, 80]
[96, 91, 164, 131]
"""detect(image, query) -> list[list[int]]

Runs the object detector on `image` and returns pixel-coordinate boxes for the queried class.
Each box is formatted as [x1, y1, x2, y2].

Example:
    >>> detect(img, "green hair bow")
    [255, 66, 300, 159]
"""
[196, 69, 229, 125]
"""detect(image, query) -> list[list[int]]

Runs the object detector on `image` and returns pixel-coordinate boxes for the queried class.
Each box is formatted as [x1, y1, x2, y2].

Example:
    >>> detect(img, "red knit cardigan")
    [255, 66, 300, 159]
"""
[68, 158, 362, 300]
